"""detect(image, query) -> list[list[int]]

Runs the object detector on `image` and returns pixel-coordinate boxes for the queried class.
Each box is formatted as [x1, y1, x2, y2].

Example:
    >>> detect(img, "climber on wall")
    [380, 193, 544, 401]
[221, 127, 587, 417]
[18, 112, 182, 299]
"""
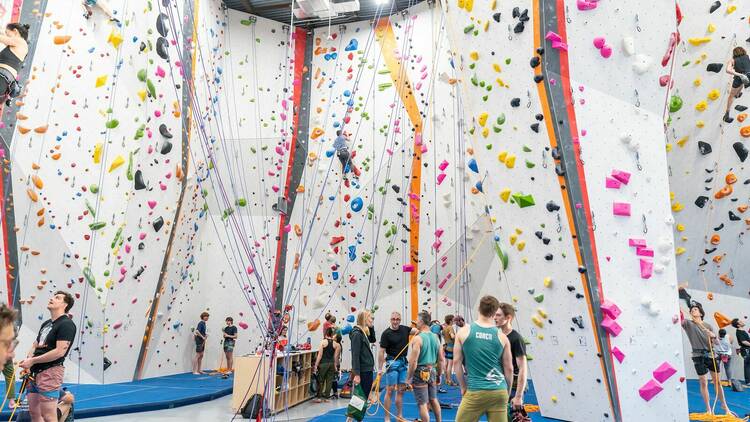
[82, 0, 120, 23]
[0, 23, 29, 104]
[333, 130, 361, 183]
[723, 47, 750, 123]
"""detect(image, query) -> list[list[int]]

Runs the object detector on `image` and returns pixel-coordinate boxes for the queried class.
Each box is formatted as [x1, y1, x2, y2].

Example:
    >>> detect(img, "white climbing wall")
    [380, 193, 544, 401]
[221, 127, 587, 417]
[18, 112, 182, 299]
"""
[665, 0, 750, 378]
[11, 0, 185, 383]
[141, 3, 295, 377]
[282, 2, 491, 368]
[562, 0, 688, 418]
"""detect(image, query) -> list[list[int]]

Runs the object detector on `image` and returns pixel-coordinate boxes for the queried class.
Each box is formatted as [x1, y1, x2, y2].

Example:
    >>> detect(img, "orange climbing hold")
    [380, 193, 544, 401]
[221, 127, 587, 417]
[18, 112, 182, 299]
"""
[316, 272, 324, 284]
[710, 234, 720, 245]
[31, 163, 40, 170]
[26, 189, 38, 202]
[307, 320, 321, 331]
[31, 175, 43, 189]
[714, 185, 732, 199]
[17, 126, 30, 135]
[725, 173, 737, 184]
[738, 113, 748, 122]
[294, 224, 302, 237]
[741, 126, 750, 138]
[738, 205, 748, 213]
[712, 255, 723, 263]
[34, 125, 48, 134]
[53, 35, 71, 45]
[714, 311, 732, 327]
[719, 274, 733, 287]
[15, 113, 27, 120]
[175, 164, 183, 180]
[310, 127, 324, 140]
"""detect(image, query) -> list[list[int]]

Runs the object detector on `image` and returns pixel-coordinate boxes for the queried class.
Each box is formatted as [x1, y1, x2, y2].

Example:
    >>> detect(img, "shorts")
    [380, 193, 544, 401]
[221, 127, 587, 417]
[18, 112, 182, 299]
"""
[29, 365, 65, 402]
[223, 340, 235, 353]
[383, 358, 408, 387]
[196, 341, 205, 353]
[412, 366, 437, 405]
[455, 389, 508, 422]
[733, 74, 750, 89]
[692, 355, 719, 376]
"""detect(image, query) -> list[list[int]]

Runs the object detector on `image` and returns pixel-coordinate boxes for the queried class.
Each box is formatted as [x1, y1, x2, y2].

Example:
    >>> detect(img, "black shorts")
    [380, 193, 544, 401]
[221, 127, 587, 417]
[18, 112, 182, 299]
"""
[196, 341, 205, 353]
[692, 355, 719, 376]
[733, 74, 750, 89]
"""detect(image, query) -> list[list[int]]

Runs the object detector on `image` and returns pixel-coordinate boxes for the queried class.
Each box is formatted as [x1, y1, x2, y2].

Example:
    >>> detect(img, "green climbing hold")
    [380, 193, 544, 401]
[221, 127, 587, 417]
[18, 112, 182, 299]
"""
[83, 266, 96, 288]
[137, 69, 147, 82]
[534, 294, 544, 303]
[525, 160, 535, 169]
[236, 198, 247, 207]
[89, 221, 106, 231]
[493, 242, 509, 270]
[111, 227, 123, 249]
[105, 119, 119, 129]
[386, 245, 395, 254]
[240, 19, 253, 25]
[522, 145, 532, 152]
[90, 184, 99, 194]
[471, 75, 479, 86]
[85, 199, 96, 217]
[378, 82, 393, 91]
[669, 95, 683, 113]
[127, 152, 134, 181]
[511, 192, 536, 208]
[146, 79, 156, 98]
[496, 114, 506, 125]
[463, 24, 475, 33]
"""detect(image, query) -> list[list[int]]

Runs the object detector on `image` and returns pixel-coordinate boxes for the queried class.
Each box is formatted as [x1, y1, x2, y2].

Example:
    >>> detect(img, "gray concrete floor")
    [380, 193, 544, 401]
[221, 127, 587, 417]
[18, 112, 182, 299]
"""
[83, 394, 347, 421]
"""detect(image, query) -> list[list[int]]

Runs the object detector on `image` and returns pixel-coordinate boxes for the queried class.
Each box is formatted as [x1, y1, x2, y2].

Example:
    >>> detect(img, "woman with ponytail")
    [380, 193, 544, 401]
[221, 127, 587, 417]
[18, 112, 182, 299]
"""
[0, 23, 28, 99]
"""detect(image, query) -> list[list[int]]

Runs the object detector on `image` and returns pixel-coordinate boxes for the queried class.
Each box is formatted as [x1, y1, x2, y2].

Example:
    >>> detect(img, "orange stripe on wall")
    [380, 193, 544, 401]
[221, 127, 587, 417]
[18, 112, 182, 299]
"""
[374, 18, 422, 322]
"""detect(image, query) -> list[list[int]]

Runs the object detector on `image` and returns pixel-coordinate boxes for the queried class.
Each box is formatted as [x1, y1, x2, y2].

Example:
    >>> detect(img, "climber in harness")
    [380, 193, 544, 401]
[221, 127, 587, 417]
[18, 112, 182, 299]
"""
[0, 23, 28, 106]
[724, 46, 750, 123]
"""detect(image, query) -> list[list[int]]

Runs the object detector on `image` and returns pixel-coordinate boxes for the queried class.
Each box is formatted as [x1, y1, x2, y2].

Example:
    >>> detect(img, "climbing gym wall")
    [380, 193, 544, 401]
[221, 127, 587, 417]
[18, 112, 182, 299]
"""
[10, 0, 186, 383]
[282, 1, 493, 359]
[441, 0, 688, 420]
[140, 3, 297, 378]
[561, 0, 687, 419]
[665, 0, 750, 377]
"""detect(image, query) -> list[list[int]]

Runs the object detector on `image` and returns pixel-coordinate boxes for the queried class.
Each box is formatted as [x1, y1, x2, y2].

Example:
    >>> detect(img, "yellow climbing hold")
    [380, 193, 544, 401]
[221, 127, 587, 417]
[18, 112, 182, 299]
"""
[493, 63, 502, 73]
[551, 396, 558, 403]
[557, 366, 564, 373]
[670, 192, 675, 200]
[568, 351, 574, 357]
[566, 375, 573, 381]
[498, 151, 508, 163]
[469, 51, 479, 61]
[696, 120, 705, 128]
[93, 143, 103, 164]
[137, 90, 147, 102]
[707, 89, 720, 101]
[677, 136, 688, 147]
[688, 37, 711, 46]
[109, 155, 125, 172]
[505, 155, 516, 168]
[675, 247, 686, 256]
[481, 127, 489, 138]
[490, 0, 496, 10]
[672, 202, 684, 212]
[665, 144, 673, 152]
[531, 315, 543, 328]
[543, 277, 553, 288]
[95, 75, 108, 88]
[676, 223, 685, 232]
[537, 308, 548, 318]
[509, 233, 518, 245]
[693, 78, 701, 87]
[707, 23, 716, 33]
[457, 0, 464, 8]
[478, 112, 488, 127]
[107, 30, 123, 48]
[695, 100, 707, 111]
[464, 0, 473, 12]
[500, 189, 511, 202]
[517, 241, 525, 251]
[727, 5, 736, 13]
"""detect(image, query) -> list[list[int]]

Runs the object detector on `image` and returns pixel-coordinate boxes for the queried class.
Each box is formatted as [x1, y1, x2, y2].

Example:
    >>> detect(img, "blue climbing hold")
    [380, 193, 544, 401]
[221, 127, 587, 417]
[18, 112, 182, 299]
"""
[344, 90, 351, 97]
[346, 314, 355, 323]
[341, 324, 353, 335]
[475, 181, 483, 192]
[326, 149, 335, 158]
[345, 39, 358, 51]
[351, 197, 364, 212]
[348, 245, 357, 261]
[468, 158, 479, 173]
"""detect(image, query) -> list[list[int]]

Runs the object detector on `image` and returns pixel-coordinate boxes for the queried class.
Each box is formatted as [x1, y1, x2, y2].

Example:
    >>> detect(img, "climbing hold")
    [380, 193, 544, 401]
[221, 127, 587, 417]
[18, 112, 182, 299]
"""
[109, 155, 125, 172]
[351, 197, 363, 212]
[156, 37, 169, 60]
[107, 30, 124, 48]
[53, 35, 72, 45]
[467, 158, 478, 173]
[159, 124, 173, 139]
[152, 217, 164, 232]
[134, 170, 146, 190]
[697, 141, 712, 155]
[156, 13, 169, 37]
[668, 95, 683, 112]
[709, 1, 721, 13]
[161, 141, 173, 155]
[733, 142, 749, 162]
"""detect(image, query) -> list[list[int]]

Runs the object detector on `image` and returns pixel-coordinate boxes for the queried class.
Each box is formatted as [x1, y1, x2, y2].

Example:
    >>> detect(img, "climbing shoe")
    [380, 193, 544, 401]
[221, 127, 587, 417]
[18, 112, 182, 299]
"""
[724, 112, 734, 123]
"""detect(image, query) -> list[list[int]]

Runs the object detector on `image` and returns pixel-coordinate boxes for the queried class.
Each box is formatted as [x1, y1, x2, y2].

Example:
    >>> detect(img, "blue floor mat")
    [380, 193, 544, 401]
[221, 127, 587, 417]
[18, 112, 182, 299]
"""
[0, 372, 233, 419]
[310, 379, 750, 421]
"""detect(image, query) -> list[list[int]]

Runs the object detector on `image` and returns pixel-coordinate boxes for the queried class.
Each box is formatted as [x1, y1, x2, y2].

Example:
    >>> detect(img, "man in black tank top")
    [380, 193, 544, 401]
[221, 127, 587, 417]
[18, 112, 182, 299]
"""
[725, 47, 750, 123]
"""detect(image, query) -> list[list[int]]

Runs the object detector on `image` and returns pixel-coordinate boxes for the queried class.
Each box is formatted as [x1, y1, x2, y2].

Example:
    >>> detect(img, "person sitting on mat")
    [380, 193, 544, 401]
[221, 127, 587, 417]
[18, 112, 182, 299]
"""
[0, 23, 29, 102]
[82, 0, 120, 23]
[724, 47, 750, 123]
[192, 312, 209, 375]
[222, 317, 237, 373]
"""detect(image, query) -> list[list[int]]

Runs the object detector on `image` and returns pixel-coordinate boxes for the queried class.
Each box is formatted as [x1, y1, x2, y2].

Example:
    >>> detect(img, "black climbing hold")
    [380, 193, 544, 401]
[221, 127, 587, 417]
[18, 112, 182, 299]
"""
[134, 170, 146, 190]
[698, 258, 707, 267]
[706, 63, 723, 73]
[161, 140, 173, 155]
[510, 98, 521, 107]
[512, 7, 520, 18]
[159, 123, 173, 138]
[542, 237, 550, 245]
[729, 211, 741, 221]
[694, 196, 709, 208]
[492, 12, 501, 22]
[555, 164, 565, 176]
[103, 357, 112, 371]
[138, 242, 145, 250]
[697, 141, 712, 155]
[709, 1, 721, 13]
[551, 148, 560, 160]
[577, 266, 587, 274]
[519, 9, 529, 22]
[530, 123, 540, 133]
[530, 56, 540, 68]
[704, 248, 716, 254]
[156, 37, 170, 61]
[575, 293, 584, 299]
[536, 47, 545, 55]
[546, 201, 560, 212]
[139, 42, 147, 52]
[734, 142, 749, 162]
[513, 21, 525, 34]
[535, 231, 543, 239]
[705, 177, 714, 184]
[736, 105, 748, 112]
[153, 216, 164, 232]
[535, 114, 544, 121]
[156, 13, 169, 37]
[566, 285, 576, 292]
[572, 316, 584, 329]
[544, 253, 553, 261]
[391, 184, 400, 193]
[533, 74, 544, 83]
[713, 223, 724, 231]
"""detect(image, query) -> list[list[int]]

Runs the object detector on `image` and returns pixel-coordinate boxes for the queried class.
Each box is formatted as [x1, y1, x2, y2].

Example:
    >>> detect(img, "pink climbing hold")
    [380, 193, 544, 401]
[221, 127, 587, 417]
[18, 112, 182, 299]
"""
[593, 37, 606, 49]
[611, 346, 625, 363]
[437, 173, 446, 185]
[545, 31, 562, 43]
[636, 247, 654, 257]
[611, 169, 631, 184]
[600, 299, 622, 320]
[638, 379, 664, 402]
[613, 202, 631, 216]
[238, 322, 249, 329]
[577, 0, 598, 11]
[600, 45, 612, 58]
[435, 228, 444, 237]
[628, 238, 646, 247]
[659, 75, 671, 87]
[439, 160, 449, 171]
[652, 362, 677, 383]
[155, 66, 166, 78]
[403, 264, 414, 272]
[147, 200, 157, 209]
[640, 259, 653, 279]
[605, 177, 622, 189]
[601, 316, 622, 337]
[283, 224, 291, 233]
[247, 266, 255, 275]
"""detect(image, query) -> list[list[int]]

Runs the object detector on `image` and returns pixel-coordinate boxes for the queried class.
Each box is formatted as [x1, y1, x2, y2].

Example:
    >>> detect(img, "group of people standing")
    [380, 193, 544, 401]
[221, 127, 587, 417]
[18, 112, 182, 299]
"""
[314, 295, 527, 422]
[192, 313, 238, 375]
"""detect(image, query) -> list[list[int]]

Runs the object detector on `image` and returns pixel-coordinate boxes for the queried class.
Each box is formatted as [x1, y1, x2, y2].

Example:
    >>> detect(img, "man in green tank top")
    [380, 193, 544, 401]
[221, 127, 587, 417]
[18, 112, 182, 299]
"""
[407, 310, 444, 422]
[453, 295, 513, 422]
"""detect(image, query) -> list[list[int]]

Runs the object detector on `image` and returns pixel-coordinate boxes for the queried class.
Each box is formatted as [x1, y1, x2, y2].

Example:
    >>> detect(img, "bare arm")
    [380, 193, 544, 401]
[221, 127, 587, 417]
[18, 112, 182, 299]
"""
[334, 343, 341, 369]
[727, 59, 740, 76]
[313, 340, 325, 370]
[500, 335, 513, 393]
[377, 346, 386, 373]
[513, 355, 528, 404]
[436, 340, 445, 378]
[23, 340, 70, 367]
[406, 336, 421, 383]
[453, 327, 467, 394]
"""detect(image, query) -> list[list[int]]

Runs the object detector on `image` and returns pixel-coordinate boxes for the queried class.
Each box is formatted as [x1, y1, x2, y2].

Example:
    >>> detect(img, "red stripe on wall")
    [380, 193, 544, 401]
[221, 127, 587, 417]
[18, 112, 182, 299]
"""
[271, 28, 307, 309]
